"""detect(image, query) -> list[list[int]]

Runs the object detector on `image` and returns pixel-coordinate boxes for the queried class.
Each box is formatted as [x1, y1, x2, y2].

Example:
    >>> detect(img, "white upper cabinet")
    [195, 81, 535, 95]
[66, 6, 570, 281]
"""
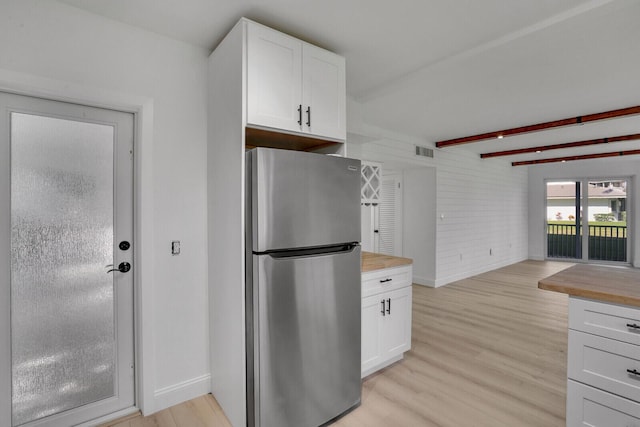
[247, 24, 303, 134]
[246, 21, 346, 141]
[302, 44, 346, 140]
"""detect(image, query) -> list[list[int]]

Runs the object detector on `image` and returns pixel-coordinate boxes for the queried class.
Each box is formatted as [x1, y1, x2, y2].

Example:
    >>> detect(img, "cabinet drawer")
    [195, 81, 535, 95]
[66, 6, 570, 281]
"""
[362, 265, 411, 298]
[567, 380, 640, 427]
[568, 330, 640, 402]
[569, 297, 640, 345]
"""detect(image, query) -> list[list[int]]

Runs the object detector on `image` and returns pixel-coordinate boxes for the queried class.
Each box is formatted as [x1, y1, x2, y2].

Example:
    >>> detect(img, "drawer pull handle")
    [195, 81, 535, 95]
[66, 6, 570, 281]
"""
[380, 278, 392, 283]
[627, 369, 640, 376]
[626, 323, 640, 329]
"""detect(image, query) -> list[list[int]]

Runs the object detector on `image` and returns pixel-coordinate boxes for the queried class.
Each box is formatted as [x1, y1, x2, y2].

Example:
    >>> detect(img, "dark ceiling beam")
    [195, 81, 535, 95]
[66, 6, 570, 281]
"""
[512, 149, 640, 166]
[436, 105, 640, 148]
[480, 133, 640, 159]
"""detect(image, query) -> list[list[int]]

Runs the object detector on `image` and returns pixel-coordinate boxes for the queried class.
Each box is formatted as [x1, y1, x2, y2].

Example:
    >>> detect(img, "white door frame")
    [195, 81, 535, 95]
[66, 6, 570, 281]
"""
[0, 70, 157, 423]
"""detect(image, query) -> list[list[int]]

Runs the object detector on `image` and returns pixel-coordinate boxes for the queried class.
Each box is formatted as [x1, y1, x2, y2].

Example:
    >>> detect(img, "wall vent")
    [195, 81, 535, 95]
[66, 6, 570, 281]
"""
[415, 145, 434, 158]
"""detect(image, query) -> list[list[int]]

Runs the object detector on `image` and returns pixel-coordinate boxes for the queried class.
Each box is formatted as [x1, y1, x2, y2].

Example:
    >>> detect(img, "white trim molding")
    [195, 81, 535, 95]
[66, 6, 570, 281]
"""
[0, 67, 156, 416]
[153, 374, 212, 412]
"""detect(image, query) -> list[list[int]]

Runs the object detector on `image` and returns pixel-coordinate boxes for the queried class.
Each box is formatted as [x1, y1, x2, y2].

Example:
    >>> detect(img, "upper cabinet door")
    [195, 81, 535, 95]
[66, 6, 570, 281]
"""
[245, 20, 346, 142]
[302, 45, 346, 141]
[247, 23, 303, 134]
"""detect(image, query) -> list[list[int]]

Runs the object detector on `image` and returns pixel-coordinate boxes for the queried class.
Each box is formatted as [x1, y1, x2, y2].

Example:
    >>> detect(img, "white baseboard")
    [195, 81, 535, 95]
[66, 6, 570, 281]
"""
[412, 275, 436, 287]
[361, 354, 403, 378]
[77, 407, 140, 427]
[153, 373, 211, 413]
[435, 257, 528, 287]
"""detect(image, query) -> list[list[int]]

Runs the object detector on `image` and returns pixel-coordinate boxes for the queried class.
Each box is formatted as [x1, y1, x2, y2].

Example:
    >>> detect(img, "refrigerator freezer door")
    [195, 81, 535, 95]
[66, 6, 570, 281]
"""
[251, 246, 361, 427]
[249, 148, 361, 252]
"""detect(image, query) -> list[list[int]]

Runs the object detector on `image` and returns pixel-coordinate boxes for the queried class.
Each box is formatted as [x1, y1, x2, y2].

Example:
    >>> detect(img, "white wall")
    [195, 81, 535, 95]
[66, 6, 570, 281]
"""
[347, 104, 529, 287]
[0, 0, 210, 414]
[528, 158, 640, 267]
[435, 147, 529, 286]
[403, 168, 436, 285]
[347, 124, 439, 286]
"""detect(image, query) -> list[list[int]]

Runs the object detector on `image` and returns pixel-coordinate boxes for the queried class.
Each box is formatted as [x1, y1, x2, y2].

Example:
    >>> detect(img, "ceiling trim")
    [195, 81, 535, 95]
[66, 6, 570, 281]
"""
[436, 105, 640, 148]
[512, 148, 640, 166]
[481, 133, 640, 159]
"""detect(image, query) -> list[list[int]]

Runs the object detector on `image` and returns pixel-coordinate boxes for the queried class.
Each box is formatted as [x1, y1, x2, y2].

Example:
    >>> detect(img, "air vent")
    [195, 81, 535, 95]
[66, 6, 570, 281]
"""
[415, 145, 434, 158]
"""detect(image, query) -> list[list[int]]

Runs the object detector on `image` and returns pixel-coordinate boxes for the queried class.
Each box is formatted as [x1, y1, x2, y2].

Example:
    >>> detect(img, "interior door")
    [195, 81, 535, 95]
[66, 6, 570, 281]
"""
[0, 92, 135, 427]
[379, 173, 403, 256]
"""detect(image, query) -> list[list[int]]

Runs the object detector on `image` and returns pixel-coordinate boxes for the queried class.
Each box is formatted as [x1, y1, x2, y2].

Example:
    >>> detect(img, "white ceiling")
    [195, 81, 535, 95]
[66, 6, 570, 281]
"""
[58, 0, 640, 165]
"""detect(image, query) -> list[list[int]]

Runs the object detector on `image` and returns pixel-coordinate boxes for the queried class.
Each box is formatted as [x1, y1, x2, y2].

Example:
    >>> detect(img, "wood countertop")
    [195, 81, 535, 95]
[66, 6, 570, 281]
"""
[362, 251, 412, 273]
[538, 263, 640, 307]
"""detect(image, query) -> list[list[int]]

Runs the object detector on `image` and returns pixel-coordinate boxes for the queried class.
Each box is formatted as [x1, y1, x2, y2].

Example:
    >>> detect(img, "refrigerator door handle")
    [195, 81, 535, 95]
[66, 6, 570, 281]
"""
[263, 243, 359, 259]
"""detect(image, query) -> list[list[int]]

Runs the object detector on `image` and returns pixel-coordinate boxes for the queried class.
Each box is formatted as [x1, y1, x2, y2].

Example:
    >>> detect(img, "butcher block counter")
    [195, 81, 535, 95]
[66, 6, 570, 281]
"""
[538, 263, 640, 307]
[538, 263, 640, 425]
[361, 251, 413, 272]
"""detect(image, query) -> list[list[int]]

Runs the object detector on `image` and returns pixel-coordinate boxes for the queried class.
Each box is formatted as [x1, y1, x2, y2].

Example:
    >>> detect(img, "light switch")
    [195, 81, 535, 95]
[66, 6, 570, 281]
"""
[171, 241, 180, 255]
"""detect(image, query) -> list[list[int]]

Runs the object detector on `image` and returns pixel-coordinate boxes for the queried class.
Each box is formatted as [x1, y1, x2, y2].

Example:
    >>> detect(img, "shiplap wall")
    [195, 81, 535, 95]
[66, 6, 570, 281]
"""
[435, 147, 528, 286]
[348, 122, 529, 287]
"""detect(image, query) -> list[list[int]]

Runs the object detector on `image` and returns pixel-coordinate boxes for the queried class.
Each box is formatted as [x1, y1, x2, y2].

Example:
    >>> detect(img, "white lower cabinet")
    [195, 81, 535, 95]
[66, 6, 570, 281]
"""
[567, 380, 640, 426]
[361, 265, 412, 378]
[361, 294, 384, 373]
[566, 297, 640, 426]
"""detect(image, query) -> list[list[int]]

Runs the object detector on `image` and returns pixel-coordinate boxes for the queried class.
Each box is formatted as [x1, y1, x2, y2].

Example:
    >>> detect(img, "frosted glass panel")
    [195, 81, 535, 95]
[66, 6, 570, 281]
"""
[11, 113, 115, 426]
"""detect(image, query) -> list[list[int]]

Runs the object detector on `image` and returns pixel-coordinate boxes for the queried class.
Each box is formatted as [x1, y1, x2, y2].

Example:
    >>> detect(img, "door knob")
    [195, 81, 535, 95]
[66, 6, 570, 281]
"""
[107, 262, 131, 273]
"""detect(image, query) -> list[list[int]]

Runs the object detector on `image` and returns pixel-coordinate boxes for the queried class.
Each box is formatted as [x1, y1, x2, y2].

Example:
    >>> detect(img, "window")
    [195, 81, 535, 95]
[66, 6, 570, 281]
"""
[546, 178, 629, 263]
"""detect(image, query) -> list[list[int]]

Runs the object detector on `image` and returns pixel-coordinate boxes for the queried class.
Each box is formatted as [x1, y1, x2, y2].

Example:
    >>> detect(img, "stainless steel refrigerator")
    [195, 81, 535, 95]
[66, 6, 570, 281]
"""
[245, 148, 362, 427]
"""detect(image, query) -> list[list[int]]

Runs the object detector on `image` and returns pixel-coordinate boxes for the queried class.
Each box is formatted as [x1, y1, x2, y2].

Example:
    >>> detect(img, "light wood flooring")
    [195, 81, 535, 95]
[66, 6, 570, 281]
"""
[103, 260, 573, 427]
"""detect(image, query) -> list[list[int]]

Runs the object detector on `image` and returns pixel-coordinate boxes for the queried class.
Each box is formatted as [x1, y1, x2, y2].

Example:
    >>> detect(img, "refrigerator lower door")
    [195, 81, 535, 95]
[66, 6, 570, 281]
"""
[250, 246, 361, 427]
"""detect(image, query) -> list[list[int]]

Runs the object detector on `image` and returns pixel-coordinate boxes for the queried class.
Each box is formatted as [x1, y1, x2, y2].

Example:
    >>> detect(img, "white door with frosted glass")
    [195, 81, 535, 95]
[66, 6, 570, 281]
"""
[0, 92, 135, 427]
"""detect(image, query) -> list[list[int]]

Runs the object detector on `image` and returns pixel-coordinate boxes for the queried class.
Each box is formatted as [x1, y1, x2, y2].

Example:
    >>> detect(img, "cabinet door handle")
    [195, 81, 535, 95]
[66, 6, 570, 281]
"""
[627, 369, 640, 377]
[627, 323, 640, 329]
[306, 106, 311, 127]
[380, 278, 392, 283]
[381, 300, 386, 316]
[297, 105, 302, 126]
[386, 298, 391, 315]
